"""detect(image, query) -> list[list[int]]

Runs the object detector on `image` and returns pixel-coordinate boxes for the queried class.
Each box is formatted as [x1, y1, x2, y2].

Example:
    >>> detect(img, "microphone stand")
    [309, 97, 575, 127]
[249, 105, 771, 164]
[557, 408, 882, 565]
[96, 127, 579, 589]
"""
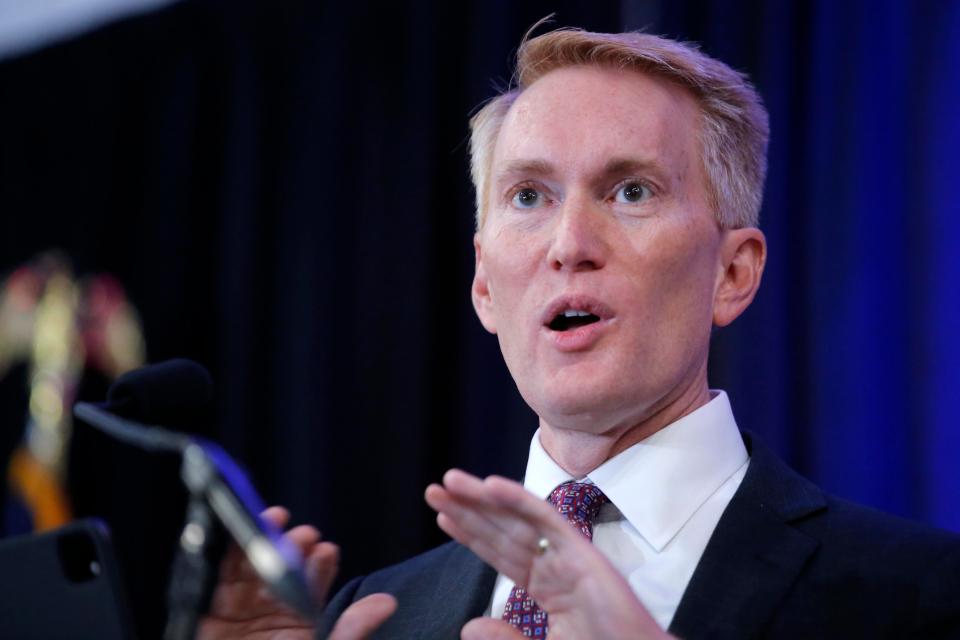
[164, 493, 223, 640]
[73, 403, 319, 640]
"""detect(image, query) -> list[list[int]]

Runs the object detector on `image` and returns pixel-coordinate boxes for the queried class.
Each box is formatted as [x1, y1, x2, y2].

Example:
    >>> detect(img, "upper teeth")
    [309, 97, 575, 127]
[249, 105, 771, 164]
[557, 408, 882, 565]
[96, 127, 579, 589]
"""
[562, 310, 591, 317]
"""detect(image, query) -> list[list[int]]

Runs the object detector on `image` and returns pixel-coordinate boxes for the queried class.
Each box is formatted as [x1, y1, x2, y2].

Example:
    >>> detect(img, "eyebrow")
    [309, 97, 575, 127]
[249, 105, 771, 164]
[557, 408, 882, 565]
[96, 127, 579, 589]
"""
[493, 159, 556, 184]
[494, 156, 668, 186]
[601, 157, 660, 176]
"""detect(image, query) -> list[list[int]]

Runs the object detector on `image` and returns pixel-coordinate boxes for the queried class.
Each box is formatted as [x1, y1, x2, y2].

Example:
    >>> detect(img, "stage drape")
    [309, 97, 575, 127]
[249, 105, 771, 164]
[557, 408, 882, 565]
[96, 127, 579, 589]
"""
[1, 1, 957, 636]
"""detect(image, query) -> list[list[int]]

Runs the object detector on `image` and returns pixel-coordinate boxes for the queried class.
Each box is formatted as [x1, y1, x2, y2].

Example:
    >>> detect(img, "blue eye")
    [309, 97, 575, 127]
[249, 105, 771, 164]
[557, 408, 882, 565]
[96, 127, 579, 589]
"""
[512, 187, 542, 209]
[615, 181, 652, 204]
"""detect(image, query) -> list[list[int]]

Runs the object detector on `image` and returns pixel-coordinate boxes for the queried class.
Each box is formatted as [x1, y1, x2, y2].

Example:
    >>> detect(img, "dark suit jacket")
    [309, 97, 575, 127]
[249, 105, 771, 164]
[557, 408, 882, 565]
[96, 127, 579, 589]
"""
[322, 433, 960, 638]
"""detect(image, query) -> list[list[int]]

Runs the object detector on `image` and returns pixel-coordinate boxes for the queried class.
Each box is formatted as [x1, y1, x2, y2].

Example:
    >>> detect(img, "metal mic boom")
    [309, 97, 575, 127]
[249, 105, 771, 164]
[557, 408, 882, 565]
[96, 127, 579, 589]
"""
[73, 402, 191, 453]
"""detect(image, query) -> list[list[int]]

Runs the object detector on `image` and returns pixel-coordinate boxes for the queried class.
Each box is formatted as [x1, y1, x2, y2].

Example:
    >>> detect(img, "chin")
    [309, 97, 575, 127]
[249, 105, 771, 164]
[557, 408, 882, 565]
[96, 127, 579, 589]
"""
[530, 369, 672, 430]
[529, 388, 637, 432]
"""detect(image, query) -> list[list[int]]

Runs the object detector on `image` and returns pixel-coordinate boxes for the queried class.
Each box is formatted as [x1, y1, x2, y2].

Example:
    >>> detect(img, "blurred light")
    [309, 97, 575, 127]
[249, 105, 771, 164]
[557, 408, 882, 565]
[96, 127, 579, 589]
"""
[0, 0, 179, 61]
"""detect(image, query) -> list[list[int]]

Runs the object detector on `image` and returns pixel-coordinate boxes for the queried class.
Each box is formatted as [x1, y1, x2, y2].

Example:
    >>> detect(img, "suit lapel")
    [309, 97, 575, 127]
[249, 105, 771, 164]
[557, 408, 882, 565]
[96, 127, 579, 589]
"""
[669, 433, 826, 639]
[414, 543, 497, 639]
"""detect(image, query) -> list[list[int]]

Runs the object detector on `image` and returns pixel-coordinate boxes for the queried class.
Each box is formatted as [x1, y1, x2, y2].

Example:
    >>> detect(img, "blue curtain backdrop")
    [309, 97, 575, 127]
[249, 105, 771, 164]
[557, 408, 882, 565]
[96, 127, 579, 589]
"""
[0, 1, 957, 636]
[664, 0, 960, 532]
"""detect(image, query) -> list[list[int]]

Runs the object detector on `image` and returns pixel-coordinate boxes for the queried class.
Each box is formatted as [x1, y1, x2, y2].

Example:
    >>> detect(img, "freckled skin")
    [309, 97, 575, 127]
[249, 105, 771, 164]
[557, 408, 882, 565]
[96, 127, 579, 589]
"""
[471, 66, 753, 475]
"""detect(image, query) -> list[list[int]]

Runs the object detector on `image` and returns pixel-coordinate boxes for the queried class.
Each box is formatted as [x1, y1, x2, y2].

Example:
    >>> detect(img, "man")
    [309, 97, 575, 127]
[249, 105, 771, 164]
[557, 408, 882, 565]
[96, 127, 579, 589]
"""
[200, 28, 960, 639]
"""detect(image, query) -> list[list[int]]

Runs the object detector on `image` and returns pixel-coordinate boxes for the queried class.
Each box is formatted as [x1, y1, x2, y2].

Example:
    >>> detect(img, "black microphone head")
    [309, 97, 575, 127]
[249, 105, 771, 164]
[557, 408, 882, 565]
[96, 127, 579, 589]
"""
[106, 359, 213, 427]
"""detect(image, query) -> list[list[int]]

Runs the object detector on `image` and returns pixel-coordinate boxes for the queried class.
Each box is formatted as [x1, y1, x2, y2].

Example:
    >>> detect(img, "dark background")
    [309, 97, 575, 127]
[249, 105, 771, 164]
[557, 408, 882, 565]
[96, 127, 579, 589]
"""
[1, 0, 958, 637]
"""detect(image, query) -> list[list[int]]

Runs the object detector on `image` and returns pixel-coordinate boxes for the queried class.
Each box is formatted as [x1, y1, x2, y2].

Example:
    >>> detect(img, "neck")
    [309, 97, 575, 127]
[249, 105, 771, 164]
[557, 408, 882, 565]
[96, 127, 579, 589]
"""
[538, 378, 712, 477]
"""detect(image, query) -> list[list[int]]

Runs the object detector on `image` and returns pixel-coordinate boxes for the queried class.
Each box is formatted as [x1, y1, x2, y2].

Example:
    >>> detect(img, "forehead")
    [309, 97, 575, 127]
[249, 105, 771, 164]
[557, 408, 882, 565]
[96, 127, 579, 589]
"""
[492, 65, 702, 180]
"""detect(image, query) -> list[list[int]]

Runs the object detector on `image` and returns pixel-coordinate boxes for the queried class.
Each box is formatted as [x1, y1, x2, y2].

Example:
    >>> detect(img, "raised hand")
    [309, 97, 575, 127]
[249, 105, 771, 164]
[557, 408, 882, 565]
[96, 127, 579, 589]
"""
[198, 506, 396, 640]
[425, 470, 671, 640]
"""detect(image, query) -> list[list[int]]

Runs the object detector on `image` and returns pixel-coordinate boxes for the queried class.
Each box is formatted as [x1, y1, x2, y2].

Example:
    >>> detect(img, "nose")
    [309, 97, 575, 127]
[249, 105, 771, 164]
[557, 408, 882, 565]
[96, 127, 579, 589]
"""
[546, 197, 608, 272]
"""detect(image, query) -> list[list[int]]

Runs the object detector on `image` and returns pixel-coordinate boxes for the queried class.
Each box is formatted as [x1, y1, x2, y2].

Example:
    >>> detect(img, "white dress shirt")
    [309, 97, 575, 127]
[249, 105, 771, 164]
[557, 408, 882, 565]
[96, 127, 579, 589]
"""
[486, 390, 749, 630]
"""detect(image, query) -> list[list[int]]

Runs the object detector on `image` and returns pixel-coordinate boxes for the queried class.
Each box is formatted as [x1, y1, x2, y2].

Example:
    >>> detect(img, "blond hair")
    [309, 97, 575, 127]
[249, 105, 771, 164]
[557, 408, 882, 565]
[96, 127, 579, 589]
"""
[469, 28, 769, 229]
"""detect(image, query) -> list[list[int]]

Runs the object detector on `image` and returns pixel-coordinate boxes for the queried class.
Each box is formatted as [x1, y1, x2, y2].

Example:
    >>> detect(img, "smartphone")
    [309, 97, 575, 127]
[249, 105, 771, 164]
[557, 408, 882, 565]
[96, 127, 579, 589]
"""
[0, 518, 136, 639]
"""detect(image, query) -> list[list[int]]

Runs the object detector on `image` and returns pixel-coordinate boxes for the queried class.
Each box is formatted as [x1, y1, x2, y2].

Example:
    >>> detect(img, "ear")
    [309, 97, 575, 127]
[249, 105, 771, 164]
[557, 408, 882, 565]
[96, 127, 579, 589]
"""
[713, 227, 766, 327]
[471, 234, 498, 334]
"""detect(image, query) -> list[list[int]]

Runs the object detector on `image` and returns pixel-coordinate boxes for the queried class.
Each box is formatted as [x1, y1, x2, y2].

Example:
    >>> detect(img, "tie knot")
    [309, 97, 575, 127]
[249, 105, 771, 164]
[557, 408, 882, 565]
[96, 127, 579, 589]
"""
[548, 482, 608, 539]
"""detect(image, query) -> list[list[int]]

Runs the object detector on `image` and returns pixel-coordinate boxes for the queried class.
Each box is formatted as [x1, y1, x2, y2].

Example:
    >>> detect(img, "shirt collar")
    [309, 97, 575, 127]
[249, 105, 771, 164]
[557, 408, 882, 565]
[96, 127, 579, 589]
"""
[521, 390, 748, 552]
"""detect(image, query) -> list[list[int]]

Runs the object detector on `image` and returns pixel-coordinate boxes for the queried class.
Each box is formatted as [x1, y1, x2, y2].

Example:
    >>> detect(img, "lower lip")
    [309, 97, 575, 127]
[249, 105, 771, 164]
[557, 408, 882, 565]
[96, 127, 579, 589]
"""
[542, 319, 613, 352]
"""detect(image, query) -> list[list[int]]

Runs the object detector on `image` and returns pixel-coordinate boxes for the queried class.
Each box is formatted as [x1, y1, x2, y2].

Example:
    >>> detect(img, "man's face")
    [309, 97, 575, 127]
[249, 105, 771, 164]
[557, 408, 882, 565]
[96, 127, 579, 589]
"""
[472, 65, 726, 435]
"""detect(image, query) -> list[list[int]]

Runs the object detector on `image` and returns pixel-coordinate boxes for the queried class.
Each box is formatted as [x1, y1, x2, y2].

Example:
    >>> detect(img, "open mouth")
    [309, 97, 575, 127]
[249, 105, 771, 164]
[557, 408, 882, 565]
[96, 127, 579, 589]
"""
[548, 309, 601, 332]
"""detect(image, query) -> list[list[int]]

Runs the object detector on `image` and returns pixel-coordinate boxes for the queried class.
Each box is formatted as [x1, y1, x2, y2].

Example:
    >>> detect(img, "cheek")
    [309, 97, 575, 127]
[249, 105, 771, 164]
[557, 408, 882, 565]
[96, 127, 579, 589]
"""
[666, 243, 718, 303]
[481, 232, 547, 379]
[483, 230, 542, 308]
[628, 222, 719, 332]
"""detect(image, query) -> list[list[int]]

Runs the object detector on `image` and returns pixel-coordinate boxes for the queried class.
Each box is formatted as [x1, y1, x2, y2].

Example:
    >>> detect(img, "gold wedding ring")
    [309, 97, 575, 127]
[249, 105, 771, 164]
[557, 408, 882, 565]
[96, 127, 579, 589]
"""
[536, 536, 550, 555]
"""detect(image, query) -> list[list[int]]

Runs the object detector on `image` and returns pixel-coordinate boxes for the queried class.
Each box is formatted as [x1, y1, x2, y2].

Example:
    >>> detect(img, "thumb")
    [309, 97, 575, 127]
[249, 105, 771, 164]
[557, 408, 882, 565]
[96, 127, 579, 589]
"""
[329, 593, 397, 640]
[461, 617, 527, 640]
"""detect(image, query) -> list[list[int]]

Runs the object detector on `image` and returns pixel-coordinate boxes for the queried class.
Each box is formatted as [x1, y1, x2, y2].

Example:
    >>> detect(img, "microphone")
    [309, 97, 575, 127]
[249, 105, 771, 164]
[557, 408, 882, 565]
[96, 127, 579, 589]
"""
[73, 360, 319, 626]
[106, 358, 213, 425]
[73, 358, 212, 452]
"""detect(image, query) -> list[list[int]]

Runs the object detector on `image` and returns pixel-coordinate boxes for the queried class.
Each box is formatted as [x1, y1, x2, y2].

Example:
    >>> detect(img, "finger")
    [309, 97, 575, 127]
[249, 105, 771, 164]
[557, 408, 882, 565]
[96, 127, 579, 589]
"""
[286, 524, 321, 555]
[442, 471, 570, 544]
[430, 480, 547, 552]
[481, 476, 594, 560]
[329, 593, 398, 640]
[428, 485, 537, 572]
[435, 512, 530, 582]
[441, 469, 502, 506]
[483, 475, 578, 541]
[461, 617, 527, 640]
[262, 506, 291, 528]
[435, 473, 581, 559]
[428, 484, 528, 547]
[306, 541, 340, 604]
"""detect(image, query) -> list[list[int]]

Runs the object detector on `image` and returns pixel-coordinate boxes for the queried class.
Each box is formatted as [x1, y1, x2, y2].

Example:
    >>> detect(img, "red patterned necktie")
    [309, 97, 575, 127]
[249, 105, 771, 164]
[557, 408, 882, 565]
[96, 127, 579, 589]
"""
[501, 481, 609, 637]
